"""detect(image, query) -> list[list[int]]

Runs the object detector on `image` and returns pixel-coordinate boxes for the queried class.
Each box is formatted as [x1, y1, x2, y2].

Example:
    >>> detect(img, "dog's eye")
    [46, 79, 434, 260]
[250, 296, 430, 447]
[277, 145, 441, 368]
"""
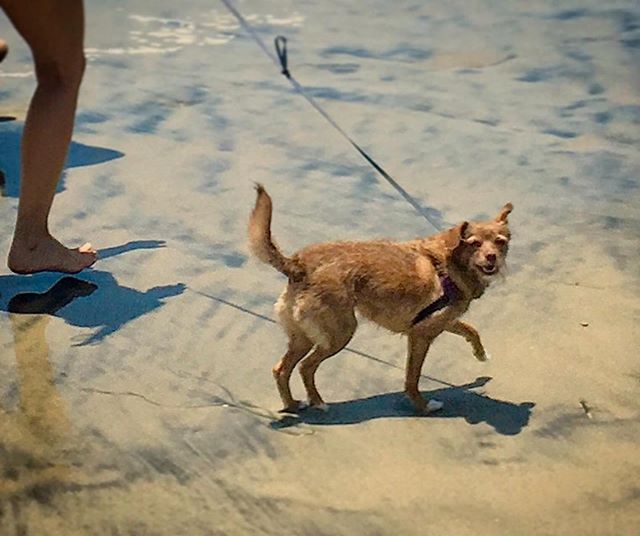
[495, 235, 508, 246]
[467, 238, 482, 248]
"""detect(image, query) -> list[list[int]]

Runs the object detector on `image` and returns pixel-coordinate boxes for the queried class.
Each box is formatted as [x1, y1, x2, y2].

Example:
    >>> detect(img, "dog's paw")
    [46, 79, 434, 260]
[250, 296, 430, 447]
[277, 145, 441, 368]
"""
[475, 350, 491, 362]
[310, 402, 329, 412]
[280, 400, 308, 413]
[425, 399, 444, 413]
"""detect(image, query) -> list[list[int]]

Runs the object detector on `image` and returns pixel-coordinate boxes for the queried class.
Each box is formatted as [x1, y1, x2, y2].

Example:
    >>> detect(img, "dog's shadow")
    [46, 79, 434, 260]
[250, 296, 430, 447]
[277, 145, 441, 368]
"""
[272, 377, 535, 436]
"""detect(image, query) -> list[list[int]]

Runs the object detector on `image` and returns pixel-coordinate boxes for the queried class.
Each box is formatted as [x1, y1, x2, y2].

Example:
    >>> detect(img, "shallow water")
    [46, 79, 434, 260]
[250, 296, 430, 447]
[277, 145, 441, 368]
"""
[1, 1, 639, 534]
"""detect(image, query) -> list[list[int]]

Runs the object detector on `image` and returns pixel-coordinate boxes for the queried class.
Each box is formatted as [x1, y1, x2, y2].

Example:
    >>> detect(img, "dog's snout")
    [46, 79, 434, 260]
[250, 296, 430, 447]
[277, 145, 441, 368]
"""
[486, 253, 497, 264]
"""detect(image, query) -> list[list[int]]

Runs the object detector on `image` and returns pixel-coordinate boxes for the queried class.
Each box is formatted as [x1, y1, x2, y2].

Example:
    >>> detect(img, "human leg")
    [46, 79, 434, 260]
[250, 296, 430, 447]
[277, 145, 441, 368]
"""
[2, 0, 96, 273]
[0, 38, 7, 62]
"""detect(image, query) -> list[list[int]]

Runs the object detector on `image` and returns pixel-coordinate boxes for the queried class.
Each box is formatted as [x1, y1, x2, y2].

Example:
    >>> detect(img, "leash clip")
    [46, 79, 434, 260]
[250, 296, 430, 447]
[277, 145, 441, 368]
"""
[274, 35, 291, 78]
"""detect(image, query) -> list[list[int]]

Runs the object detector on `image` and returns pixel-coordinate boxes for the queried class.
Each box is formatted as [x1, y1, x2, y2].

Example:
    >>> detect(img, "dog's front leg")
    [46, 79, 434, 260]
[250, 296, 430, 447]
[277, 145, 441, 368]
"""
[445, 320, 489, 362]
[405, 333, 438, 413]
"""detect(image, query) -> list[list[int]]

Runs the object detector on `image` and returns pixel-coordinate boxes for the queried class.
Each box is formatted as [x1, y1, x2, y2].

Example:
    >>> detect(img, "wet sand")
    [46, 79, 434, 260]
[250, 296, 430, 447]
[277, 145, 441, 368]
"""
[1, 1, 639, 534]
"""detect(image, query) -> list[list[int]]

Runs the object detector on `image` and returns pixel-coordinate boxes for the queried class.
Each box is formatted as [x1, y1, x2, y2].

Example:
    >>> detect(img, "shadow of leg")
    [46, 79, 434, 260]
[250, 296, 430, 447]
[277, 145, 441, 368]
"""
[8, 276, 97, 315]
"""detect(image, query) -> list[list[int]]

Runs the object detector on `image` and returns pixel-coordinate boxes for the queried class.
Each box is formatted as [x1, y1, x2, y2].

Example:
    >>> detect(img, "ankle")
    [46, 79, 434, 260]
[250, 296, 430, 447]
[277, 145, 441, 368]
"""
[11, 228, 51, 250]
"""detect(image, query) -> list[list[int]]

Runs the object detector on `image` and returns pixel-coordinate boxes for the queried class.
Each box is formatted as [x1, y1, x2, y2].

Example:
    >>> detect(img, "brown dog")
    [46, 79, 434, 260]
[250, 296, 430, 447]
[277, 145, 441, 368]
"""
[249, 185, 512, 413]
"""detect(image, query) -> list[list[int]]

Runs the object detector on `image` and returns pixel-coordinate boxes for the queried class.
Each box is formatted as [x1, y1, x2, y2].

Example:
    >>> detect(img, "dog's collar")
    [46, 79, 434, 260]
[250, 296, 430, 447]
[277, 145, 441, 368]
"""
[412, 274, 461, 325]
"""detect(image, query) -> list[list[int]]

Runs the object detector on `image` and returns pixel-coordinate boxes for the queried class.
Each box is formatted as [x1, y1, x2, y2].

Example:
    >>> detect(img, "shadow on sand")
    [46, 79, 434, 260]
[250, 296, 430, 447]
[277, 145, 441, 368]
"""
[0, 240, 184, 345]
[272, 377, 535, 436]
[0, 121, 123, 197]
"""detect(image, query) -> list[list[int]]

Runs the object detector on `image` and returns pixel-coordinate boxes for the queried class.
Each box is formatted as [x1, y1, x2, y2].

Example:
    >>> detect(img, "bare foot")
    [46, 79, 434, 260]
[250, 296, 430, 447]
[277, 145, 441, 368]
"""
[8, 235, 97, 274]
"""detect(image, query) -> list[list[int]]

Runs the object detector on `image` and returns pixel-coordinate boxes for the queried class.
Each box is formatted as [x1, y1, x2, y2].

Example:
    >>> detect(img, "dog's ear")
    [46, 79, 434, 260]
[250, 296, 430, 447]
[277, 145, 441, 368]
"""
[496, 202, 513, 223]
[459, 221, 470, 240]
[443, 222, 469, 250]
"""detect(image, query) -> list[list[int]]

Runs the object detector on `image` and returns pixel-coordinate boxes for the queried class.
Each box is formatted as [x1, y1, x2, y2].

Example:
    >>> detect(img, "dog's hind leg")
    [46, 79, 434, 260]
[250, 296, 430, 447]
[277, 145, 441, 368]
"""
[298, 311, 357, 410]
[273, 289, 313, 412]
[445, 320, 489, 362]
[273, 333, 313, 412]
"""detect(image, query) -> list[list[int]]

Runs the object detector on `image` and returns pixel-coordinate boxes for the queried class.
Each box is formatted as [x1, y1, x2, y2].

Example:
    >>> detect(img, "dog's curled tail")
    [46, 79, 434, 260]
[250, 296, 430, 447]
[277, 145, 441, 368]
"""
[249, 184, 304, 281]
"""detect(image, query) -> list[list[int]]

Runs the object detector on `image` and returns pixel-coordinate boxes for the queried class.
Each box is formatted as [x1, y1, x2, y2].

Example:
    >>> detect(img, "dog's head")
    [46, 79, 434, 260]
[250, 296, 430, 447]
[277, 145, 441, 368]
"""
[454, 203, 513, 281]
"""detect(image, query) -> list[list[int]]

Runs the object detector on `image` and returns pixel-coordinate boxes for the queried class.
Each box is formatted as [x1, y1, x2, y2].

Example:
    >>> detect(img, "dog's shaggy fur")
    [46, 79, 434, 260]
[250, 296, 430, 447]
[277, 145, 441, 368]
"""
[249, 185, 513, 413]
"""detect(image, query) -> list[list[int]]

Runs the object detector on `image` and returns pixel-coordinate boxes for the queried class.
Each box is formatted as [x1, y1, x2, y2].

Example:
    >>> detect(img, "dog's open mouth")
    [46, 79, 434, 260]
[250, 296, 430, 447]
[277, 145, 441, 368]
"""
[477, 264, 498, 275]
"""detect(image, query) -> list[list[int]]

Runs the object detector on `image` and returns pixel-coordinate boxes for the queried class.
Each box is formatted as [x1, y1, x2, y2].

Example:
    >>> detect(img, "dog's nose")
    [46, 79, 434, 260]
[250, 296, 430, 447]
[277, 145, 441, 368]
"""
[486, 253, 496, 264]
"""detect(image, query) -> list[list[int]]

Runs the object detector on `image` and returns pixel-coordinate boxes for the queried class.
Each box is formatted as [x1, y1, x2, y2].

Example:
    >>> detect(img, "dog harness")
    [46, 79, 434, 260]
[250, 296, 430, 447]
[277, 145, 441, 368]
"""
[412, 274, 461, 325]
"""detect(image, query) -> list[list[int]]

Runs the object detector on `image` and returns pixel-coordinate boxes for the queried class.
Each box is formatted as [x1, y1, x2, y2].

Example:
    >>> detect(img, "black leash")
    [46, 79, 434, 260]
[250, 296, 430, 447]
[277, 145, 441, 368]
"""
[220, 0, 443, 231]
